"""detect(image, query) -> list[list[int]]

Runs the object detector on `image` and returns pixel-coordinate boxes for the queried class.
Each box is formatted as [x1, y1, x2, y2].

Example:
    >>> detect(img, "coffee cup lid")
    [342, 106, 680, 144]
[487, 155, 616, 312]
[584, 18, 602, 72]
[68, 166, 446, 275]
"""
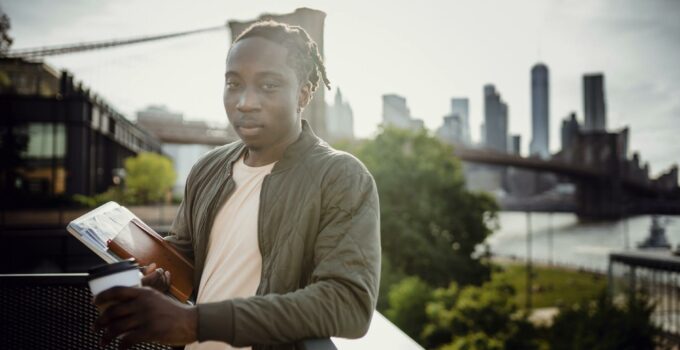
[88, 259, 139, 280]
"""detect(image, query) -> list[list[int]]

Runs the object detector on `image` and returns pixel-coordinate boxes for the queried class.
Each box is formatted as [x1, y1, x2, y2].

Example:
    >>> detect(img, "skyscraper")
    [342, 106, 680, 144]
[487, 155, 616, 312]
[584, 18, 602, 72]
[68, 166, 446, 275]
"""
[450, 98, 470, 144]
[436, 114, 463, 144]
[511, 134, 521, 155]
[382, 94, 423, 129]
[583, 73, 606, 131]
[326, 89, 354, 141]
[561, 112, 580, 151]
[530, 63, 550, 158]
[382, 94, 411, 128]
[437, 97, 470, 145]
[483, 84, 509, 153]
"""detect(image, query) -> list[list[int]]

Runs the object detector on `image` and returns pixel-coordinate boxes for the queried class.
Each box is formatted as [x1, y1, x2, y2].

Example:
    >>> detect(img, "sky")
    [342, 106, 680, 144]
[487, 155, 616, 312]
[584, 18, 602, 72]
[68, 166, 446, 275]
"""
[3, 0, 679, 176]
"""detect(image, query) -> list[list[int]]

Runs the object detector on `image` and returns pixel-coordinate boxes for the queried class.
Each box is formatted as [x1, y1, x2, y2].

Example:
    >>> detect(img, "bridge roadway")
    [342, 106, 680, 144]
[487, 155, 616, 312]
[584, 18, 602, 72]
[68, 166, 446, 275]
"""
[453, 147, 603, 178]
[452, 146, 679, 219]
[452, 147, 660, 194]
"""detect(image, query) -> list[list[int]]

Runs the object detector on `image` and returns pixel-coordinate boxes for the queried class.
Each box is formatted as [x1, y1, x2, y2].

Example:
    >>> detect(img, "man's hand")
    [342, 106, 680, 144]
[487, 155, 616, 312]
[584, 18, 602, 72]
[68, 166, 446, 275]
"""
[141, 262, 171, 293]
[93, 286, 197, 349]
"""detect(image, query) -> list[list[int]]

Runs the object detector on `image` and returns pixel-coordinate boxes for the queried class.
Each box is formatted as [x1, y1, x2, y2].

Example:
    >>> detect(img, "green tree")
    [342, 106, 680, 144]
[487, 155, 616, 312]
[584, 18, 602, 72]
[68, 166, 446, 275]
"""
[422, 280, 543, 350]
[441, 332, 503, 350]
[350, 127, 498, 287]
[0, 5, 13, 55]
[548, 292, 658, 350]
[377, 255, 406, 311]
[384, 276, 432, 341]
[124, 152, 176, 204]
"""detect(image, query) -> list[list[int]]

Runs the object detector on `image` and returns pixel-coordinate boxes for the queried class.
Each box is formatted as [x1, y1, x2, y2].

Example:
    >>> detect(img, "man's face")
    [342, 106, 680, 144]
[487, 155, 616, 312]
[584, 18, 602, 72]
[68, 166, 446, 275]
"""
[224, 37, 306, 150]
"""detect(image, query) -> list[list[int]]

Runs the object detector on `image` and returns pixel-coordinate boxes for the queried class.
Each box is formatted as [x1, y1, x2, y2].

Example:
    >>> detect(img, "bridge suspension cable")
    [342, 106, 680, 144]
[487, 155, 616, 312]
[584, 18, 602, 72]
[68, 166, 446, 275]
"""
[3, 24, 227, 59]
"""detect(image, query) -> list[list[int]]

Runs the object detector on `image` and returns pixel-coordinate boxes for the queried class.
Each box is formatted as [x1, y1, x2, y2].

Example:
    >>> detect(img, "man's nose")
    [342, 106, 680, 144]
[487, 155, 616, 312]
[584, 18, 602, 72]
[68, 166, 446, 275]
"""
[237, 87, 261, 112]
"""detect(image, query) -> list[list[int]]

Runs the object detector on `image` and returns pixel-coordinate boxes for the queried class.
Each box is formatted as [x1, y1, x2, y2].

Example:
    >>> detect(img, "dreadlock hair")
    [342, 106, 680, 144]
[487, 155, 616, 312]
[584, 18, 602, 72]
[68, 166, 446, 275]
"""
[232, 20, 331, 93]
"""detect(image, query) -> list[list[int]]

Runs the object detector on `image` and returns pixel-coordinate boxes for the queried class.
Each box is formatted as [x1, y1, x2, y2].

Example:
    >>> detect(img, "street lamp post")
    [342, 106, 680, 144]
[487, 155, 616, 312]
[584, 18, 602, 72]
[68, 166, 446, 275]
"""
[526, 211, 533, 310]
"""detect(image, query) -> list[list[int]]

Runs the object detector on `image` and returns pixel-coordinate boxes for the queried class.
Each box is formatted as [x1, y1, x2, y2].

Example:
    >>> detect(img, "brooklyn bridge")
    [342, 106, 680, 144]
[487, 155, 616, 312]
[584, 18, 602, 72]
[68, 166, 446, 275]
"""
[454, 130, 679, 220]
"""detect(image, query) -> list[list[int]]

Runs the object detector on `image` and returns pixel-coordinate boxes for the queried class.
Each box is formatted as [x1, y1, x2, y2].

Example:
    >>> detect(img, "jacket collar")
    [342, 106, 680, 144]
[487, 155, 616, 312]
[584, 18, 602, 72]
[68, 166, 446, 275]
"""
[229, 119, 321, 174]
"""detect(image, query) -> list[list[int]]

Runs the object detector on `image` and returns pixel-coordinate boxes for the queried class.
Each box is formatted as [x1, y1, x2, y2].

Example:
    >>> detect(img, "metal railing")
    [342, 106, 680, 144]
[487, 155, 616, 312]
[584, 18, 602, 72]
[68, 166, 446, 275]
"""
[609, 250, 680, 342]
[0, 274, 336, 350]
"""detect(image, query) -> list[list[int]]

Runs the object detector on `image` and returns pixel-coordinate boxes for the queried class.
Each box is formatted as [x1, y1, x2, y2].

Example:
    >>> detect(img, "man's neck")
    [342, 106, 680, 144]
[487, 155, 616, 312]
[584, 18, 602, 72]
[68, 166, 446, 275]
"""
[243, 128, 302, 167]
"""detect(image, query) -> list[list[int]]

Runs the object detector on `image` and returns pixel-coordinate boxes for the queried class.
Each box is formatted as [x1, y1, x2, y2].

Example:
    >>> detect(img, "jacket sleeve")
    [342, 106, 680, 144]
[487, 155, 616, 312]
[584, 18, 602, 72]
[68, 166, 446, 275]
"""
[196, 162, 381, 346]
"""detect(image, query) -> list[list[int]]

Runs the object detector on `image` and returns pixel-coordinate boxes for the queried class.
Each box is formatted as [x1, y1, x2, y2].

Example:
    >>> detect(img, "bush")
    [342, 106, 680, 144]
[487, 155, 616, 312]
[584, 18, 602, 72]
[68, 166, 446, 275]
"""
[548, 292, 658, 350]
[419, 279, 544, 349]
[72, 152, 176, 207]
[73, 187, 134, 208]
[384, 276, 433, 340]
[125, 152, 176, 204]
[441, 332, 504, 350]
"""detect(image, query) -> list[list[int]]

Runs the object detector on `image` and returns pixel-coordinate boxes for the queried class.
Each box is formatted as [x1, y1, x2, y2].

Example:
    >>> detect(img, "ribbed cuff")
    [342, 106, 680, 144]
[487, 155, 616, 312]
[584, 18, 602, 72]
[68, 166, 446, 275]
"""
[197, 300, 235, 344]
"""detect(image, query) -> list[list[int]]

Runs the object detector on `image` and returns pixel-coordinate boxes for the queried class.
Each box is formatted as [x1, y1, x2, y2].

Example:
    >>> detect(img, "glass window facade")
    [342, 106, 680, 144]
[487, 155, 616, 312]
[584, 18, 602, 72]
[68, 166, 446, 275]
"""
[5, 123, 68, 198]
[20, 123, 66, 159]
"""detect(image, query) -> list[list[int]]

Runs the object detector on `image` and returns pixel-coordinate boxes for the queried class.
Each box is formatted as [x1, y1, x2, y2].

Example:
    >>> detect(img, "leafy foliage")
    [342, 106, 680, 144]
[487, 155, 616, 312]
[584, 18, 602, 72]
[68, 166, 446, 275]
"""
[492, 262, 607, 309]
[384, 276, 432, 341]
[0, 5, 13, 55]
[74, 152, 175, 207]
[422, 280, 543, 350]
[440, 332, 504, 350]
[347, 127, 498, 288]
[73, 187, 133, 207]
[124, 152, 176, 204]
[548, 292, 658, 350]
[377, 255, 406, 311]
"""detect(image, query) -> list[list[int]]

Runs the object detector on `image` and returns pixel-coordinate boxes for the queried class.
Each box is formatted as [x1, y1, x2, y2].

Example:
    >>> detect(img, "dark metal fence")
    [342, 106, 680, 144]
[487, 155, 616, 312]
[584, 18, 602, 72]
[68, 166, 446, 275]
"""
[0, 273, 172, 349]
[0, 274, 336, 349]
[609, 250, 680, 343]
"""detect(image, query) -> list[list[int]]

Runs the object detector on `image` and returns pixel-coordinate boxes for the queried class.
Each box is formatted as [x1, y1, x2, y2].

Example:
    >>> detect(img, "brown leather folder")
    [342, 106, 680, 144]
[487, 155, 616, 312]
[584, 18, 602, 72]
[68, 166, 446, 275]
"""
[107, 218, 194, 303]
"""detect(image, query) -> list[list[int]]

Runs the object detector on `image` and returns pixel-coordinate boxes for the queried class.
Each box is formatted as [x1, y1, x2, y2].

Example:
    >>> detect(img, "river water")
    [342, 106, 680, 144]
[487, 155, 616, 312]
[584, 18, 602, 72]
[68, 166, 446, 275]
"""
[486, 212, 680, 272]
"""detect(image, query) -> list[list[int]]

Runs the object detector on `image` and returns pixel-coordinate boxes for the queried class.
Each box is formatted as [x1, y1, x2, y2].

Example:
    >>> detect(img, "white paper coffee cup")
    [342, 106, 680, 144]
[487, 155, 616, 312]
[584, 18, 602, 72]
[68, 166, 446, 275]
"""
[88, 260, 142, 296]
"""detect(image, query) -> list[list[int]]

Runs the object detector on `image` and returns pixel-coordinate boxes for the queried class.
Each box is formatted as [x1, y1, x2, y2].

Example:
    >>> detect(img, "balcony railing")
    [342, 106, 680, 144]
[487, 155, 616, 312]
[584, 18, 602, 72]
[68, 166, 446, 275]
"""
[609, 250, 680, 345]
[0, 274, 336, 350]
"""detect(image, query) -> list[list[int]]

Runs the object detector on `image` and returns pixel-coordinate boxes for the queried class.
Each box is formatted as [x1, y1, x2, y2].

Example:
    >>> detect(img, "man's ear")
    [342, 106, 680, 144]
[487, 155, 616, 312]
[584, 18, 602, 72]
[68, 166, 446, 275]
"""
[297, 82, 313, 112]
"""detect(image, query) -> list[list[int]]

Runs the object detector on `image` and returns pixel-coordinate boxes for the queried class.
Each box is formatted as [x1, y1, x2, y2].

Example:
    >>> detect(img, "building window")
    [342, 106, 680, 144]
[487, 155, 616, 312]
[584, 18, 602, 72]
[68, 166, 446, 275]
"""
[92, 107, 101, 129]
[5, 123, 68, 199]
[101, 114, 110, 134]
[19, 123, 66, 159]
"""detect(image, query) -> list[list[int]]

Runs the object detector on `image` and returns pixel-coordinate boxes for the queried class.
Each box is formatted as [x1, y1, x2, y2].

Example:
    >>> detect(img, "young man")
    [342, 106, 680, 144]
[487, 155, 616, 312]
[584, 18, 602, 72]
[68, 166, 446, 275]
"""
[93, 21, 381, 350]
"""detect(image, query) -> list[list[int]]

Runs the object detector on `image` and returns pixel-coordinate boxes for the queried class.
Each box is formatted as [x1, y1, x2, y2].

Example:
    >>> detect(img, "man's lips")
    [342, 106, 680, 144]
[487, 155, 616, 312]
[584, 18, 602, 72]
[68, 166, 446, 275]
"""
[235, 120, 263, 129]
[236, 122, 263, 136]
[238, 124, 262, 129]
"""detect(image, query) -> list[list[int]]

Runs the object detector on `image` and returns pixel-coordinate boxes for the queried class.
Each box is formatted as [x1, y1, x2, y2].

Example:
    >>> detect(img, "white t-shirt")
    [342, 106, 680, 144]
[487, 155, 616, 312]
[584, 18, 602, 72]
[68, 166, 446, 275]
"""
[186, 155, 275, 350]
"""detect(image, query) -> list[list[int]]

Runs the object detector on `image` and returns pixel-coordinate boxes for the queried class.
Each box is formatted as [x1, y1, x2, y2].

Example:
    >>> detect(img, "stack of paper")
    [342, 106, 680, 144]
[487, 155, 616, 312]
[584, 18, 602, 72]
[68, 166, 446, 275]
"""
[67, 201, 136, 263]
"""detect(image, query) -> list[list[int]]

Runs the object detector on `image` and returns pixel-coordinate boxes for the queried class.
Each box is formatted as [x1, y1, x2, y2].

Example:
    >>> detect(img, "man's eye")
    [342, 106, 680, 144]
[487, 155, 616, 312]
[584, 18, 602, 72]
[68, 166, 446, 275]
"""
[262, 82, 280, 91]
[226, 81, 240, 89]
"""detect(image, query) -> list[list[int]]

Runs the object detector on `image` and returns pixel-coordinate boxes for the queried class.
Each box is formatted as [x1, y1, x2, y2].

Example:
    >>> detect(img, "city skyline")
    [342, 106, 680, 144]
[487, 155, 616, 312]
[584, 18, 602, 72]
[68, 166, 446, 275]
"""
[3, 0, 679, 175]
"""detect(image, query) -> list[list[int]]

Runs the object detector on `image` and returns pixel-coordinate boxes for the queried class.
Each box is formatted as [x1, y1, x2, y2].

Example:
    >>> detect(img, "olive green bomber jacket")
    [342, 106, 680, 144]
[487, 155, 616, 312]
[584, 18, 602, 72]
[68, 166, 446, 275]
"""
[164, 121, 381, 349]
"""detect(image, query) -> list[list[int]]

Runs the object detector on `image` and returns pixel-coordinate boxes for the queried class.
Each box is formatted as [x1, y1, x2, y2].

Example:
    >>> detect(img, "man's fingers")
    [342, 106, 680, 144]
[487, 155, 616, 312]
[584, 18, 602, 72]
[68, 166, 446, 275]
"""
[141, 268, 163, 283]
[94, 301, 136, 331]
[142, 262, 157, 275]
[141, 273, 155, 287]
[94, 286, 141, 306]
[142, 268, 169, 291]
